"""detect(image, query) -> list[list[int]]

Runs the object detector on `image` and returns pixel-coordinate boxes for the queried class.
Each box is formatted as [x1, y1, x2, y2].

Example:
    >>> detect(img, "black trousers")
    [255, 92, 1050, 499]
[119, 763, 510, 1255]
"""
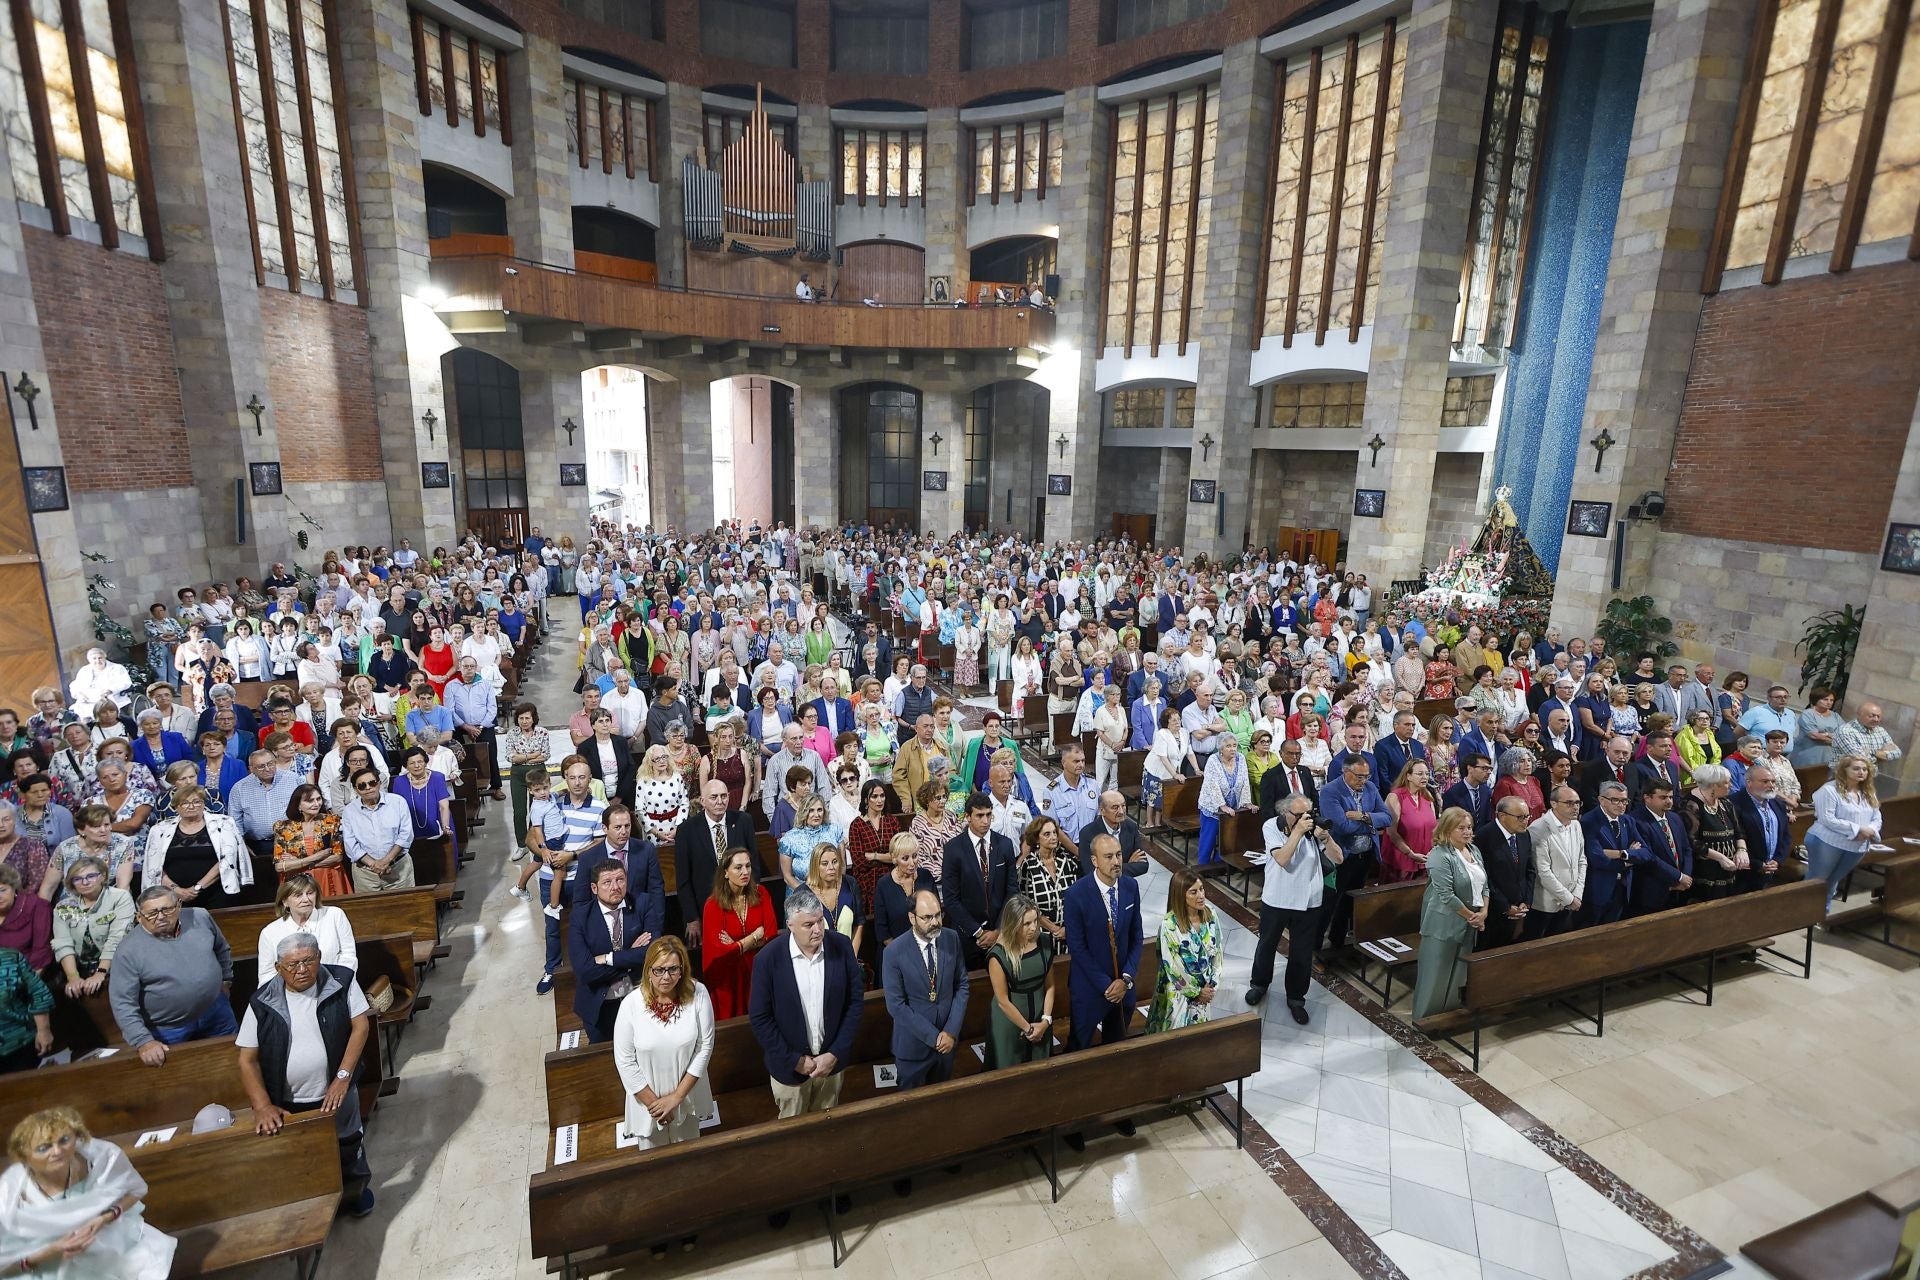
[1249, 904, 1317, 1002]
[1523, 908, 1575, 941]
[287, 1088, 370, 1199]
[1476, 911, 1527, 950]
[586, 995, 625, 1045]
[1318, 849, 1374, 949]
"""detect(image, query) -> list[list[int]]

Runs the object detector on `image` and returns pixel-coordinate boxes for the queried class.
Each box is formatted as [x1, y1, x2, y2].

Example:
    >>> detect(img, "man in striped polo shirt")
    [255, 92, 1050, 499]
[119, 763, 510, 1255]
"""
[535, 754, 607, 995]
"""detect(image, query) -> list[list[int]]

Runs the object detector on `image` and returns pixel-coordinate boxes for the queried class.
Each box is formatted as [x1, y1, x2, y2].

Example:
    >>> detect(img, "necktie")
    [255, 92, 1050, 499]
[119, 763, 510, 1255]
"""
[1287, 768, 1300, 795]
[1615, 766, 1624, 783]
[713, 821, 724, 855]
[611, 905, 623, 947]
[924, 940, 938, 1001]
[1106, 884, 1120, 975]
[978, 837, 989, 882]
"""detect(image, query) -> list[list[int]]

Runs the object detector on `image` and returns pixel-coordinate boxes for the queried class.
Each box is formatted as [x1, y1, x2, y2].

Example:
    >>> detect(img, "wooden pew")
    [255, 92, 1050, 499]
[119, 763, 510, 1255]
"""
[542, 943, 1161, 1156]
[1204, 810, 1266, 904]
[1158, 777, 1201, 859]
[410, 833, 464, 908]
[1741, 1164, 1920, 1280]
[0, 1021, 386, 1148]
[1116, 749, 1145, 802]
[528, 1012, 1261, 1274]
[212, 886, 447, 973]
[1827, 847, 1920, 959]
[1343, 878, 1426, 1007]
[131, 1111, 341, 1280]
[1415, 877, 1828, 1069]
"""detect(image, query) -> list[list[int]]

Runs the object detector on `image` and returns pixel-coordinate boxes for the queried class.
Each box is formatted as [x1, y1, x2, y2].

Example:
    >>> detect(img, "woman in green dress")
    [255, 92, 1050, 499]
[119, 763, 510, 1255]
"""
[1148, 867, 1224, 1032]
[984, 894, 1055, 1068]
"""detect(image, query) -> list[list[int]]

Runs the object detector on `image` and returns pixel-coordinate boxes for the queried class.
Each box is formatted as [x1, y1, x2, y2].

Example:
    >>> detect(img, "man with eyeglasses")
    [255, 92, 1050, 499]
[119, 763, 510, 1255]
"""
[236, 931, 376, 1217]
[1578, 781, 1648, 926]
[1472, 799, 1535, 949]
[339, 767, 416, 894]
[109, 886, 235, 1066]
[1525, 787, 1587, 939]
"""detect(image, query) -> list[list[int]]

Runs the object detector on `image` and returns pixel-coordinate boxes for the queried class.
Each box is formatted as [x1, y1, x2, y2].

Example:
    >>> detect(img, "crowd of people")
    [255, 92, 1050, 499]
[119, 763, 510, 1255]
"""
[0, 512, 1898, 1271]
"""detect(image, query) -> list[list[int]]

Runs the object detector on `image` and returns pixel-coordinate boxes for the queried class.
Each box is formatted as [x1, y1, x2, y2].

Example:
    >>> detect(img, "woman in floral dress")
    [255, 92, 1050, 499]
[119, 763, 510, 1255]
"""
[1148, 867, 1225, 1033]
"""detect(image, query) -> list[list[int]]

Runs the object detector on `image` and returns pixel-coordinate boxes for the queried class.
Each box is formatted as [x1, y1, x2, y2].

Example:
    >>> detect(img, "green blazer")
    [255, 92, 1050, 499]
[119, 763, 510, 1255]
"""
[1419, 844, 1481, 944]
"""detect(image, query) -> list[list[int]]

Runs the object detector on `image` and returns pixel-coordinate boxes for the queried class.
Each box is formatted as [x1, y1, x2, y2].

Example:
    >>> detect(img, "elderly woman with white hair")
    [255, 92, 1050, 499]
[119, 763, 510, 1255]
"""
[68, 648, 132, 718]
[1679, 762, 1743, 904]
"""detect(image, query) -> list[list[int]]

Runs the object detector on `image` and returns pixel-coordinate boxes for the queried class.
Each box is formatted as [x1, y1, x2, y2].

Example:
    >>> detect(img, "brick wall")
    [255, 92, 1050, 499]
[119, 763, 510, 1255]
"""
[258, 289, 384, 485]
[1666, 259, 1920, 553]
[21, 229, 190, 493]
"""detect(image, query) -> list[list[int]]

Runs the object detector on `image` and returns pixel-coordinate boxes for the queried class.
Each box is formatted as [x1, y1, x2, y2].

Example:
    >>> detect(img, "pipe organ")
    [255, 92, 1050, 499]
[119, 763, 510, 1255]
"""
[682, 87, 832, 264]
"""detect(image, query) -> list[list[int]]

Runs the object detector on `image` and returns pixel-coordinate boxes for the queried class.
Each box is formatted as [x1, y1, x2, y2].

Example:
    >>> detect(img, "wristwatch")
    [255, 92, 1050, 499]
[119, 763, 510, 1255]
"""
[334, 1069, 351, 1080]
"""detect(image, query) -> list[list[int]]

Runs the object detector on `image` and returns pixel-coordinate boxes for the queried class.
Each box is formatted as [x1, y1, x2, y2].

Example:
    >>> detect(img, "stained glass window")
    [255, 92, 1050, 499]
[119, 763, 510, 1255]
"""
[1103, 85, 1215, 353]
[969, 119, 1060, 201]
[0, 0, 152, 244]
[835, 127, 925, 204]
[1261, 21, 1405, 342]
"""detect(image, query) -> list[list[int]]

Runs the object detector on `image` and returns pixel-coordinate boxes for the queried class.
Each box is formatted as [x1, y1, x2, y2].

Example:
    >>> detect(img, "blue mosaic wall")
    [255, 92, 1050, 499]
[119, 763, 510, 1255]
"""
[1491, 18, 1649, 572]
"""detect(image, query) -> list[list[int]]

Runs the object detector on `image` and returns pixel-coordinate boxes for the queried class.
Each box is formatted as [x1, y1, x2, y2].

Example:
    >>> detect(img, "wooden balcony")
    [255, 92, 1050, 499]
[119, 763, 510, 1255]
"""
[426, 254, 1055, 354]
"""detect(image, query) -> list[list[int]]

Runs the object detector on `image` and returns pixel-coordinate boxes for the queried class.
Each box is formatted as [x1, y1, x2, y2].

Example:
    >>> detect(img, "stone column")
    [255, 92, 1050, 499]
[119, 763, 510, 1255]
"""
[334, 0, 455, 546]
[647, 377, 714, 532]
[1183, 38, 1273, 558]
[1343, 0, 1499, 582]
[919, 391, 963, 535]
[1549, 0, 1764, 632]
[651, 82, 705, 289]
[506, 33, 573, 268]
[0, 131, 94, 669]
[794, 385, 838, 530]
[1042, 84, 1111, 543]
[522, 365, 587, 532]
[1839, 391, 1920, 795]
[795, 103, 833, 188]
[130, 0, 291, 579]
[1155, 449, 1192, 550]
[922, 108, 969, 298]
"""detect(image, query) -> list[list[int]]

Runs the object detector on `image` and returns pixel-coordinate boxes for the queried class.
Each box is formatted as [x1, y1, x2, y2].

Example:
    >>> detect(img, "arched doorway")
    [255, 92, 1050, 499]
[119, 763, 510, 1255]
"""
[838, 383, 920, 529]
[711, 377, 795, 528]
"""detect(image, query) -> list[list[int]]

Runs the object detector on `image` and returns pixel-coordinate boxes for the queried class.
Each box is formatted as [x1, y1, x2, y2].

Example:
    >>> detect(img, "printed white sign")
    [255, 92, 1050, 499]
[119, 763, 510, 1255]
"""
[873, 1063, 898, 1088]
[553, 1124, 579, 1165]
[558, 1030, 583, 1050]
[699, 1104, 721, 1131]
[134, 1127, 177, 1147]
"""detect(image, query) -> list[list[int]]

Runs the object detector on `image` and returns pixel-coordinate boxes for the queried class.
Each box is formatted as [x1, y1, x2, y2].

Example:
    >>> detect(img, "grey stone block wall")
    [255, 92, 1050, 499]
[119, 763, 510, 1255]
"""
[1043, 85, 1110, 542]
[1850, 385, 1920, 793]
[506, 34, 575, 268]
[795, 386, 837, 529]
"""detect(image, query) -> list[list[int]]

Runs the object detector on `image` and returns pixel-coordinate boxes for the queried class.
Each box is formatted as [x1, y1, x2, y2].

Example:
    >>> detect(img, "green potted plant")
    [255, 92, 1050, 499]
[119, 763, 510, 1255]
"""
[1593, 594, 1678, 661]
[1796, 604, 1863, 700]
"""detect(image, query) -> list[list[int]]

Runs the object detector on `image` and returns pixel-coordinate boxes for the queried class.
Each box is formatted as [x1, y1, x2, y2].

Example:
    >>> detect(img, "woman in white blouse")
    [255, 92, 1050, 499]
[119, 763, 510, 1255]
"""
[296, 641, 342, 694]
[1092, 684, 1129, 792]
[1805, 752, 1882, 913]
[223, 621, 269, 683]
[612, 936, 715, 1149]
[256, 873, 357, 972]
[1143, 705, 1197, 829]
[460, 621, 507, 692]
[1009, 636, 1044, 715]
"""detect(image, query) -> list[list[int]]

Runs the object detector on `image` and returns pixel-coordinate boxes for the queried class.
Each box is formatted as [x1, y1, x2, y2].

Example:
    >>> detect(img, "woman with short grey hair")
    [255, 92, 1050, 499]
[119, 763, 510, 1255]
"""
[1680, 762, 1742, 904]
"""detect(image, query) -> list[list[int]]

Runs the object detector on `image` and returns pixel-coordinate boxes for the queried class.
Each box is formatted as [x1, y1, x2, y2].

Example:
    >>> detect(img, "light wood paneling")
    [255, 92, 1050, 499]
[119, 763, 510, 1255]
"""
[837, 241, 925, 304]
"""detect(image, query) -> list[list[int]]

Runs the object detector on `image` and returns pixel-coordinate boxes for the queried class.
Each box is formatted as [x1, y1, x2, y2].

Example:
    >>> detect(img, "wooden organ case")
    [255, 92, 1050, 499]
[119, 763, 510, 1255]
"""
[682, 87, 834, 296]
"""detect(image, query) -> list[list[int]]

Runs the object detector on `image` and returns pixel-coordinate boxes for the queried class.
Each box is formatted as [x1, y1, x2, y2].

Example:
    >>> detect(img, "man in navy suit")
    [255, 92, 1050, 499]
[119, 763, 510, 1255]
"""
[1627, 731, 1681, 803]
[1327, 723, 1374, 780]
[882, 889, 969, 1090]
[1628, 780, 1692, 916]
[940, 792, 1017, 970]
[1441, 753, 1496, 828]
[1156, 590, 1184, 632]
[1258, 738, 1319, 819]
[1062, 833, 1143, 1056]
[748, 886, 864, 1118]
[566, 861, 653, 1043]
[1729, 766, 1790, 895]
[567, 806, 663, 923]
[1578, 782, 1646, 925]
[1372, 712, 1428, 788]
[811, 675, 854, 741]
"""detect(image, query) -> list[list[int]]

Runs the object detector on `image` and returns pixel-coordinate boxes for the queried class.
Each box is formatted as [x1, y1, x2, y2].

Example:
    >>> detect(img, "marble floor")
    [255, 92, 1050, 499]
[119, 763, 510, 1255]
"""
[217, 624, 1920, 1279]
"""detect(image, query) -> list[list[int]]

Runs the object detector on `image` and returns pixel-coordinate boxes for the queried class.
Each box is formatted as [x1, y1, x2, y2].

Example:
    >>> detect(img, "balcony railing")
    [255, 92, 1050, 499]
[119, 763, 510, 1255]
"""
[426, 251, 1055, 352]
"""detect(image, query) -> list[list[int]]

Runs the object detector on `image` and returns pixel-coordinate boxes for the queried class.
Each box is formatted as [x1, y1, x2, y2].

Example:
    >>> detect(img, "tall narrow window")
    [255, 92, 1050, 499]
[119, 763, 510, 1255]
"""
[969, 119, 1059, 202]
[0, 0, 159, 252]
[412, 11, 510, 145]
[224, 0, 360, 294]
[834, 126, 926, 205]
[1102, 85, 1216, 354]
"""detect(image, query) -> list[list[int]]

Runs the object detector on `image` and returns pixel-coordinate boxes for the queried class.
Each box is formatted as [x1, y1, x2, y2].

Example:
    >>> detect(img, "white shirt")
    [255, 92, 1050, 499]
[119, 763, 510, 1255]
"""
[601, 902, 634, 1000]
[790, 935, 826, 1054]
[1252, 818, 1326, 911]
[603, 686, 647, 739]
[236, 979, 371, 1104]
[989, 792, 1031, 844]
[257, 906, 358, 974]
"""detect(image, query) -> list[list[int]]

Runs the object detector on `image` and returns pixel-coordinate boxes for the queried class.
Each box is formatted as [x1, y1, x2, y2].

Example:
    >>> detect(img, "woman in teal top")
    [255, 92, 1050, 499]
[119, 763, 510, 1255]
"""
[1411, 807, 1488, 1019]
[1148, 867, 1223, 1032]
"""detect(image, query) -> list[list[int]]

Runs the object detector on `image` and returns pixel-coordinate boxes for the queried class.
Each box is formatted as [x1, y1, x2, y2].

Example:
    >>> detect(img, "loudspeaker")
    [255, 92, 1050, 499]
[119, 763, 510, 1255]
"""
[1043, 273, 1061, 297]
[234, 478, 247, 544]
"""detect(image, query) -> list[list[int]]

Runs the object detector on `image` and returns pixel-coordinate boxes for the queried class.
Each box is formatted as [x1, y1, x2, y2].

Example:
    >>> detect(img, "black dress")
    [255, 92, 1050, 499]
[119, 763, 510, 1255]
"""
[1680, 794, 1738, 902]
[166, 823, 237, 910]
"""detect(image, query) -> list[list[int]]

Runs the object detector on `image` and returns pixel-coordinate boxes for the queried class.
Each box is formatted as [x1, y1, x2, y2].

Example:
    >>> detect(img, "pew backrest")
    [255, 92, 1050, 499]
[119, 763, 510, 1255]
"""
[1351, 879, 1425, 944]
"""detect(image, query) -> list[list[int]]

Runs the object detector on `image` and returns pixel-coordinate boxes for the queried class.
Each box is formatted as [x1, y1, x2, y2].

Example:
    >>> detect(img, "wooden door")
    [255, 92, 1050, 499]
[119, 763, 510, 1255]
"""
[0, 418, 63, 710]
[1111, 513, 1154, 545]
[467, 508, 529, 549]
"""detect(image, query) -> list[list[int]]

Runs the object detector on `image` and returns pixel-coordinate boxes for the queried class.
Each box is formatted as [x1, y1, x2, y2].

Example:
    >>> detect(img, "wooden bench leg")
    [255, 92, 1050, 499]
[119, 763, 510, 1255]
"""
[821, 1195, 846, 1267]
[295, 1245, 324, 1280]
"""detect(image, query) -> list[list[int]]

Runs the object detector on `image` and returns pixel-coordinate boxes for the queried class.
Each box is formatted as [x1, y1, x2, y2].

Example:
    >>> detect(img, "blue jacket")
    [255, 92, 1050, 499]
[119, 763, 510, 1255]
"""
[810, 697, 854, 739]
[1579, 807, 1650, 906]
[566, 893, 651, 1033]
[1442, 780, 1494, 828]
[1372, 735, 1428, 789]
[1062, 873, 1143, 1001]
[748, 930, 864, 1085]
[1629, 807, 1692, 911]
[1318, 776, 1390, 854]
[566, 839, 665, 939]
[881, 927, 969, 1067]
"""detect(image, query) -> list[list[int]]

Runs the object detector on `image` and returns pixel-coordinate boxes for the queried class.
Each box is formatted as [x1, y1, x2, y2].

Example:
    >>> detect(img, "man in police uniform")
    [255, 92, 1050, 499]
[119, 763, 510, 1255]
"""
[1041, 744, 1101, 859]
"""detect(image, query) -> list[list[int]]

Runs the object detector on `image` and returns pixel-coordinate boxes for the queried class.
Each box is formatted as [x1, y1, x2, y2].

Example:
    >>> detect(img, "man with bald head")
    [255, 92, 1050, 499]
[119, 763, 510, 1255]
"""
[1835, 701, 1903, 775]
[1079, 790, 1147, 878]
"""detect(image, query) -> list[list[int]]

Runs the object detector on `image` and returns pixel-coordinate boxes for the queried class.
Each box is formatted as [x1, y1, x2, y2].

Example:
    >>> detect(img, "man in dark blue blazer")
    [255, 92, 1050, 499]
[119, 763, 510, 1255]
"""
[1156, 591, 1185, 632]
[1372, 712, 1428, 789]
[1626, 733, 1681, 803]
[1441, 753, 1496, 828]
[1578, 783, 1648, 925]
[940, 792, 1017, 970]
[810, 682, 854, 741]
[1062, 833, 1143, 1055]
[1628, 780, 1692, 916]
[881, 889, 969, 1089]
[1258, 738, 1319, 819]
[566, 860, 654, 1043]
[747, 886, 864, 1118]
[1729, 768, 1790, 895]
[567, 806, 663, 927]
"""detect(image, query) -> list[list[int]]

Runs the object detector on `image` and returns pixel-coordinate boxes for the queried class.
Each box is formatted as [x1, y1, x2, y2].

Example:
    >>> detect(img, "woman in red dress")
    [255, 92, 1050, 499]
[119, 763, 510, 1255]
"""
[418, 624, 458, 699]
[1492, 747, 1547, 823]
[701, 846, 776, 1020]
[844, 780, 901, 914]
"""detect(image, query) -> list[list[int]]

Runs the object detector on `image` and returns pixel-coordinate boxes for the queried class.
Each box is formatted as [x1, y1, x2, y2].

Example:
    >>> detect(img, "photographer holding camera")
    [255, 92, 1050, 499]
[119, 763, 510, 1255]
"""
[1244, 794, 1344, 1025]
